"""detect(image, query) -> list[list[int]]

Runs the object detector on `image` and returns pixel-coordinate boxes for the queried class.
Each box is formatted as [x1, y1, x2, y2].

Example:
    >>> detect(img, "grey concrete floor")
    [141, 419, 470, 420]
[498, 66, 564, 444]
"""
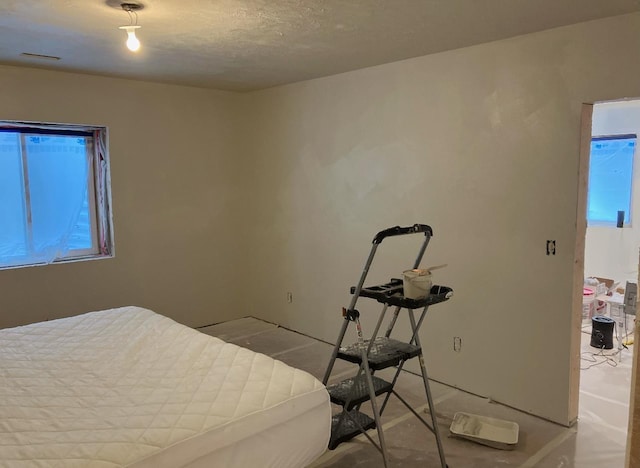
[199, 317, 632, 468]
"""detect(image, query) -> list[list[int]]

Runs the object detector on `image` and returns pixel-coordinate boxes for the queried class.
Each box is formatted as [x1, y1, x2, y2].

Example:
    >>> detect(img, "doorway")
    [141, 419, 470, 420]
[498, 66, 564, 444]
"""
[574, 99, 639, 467]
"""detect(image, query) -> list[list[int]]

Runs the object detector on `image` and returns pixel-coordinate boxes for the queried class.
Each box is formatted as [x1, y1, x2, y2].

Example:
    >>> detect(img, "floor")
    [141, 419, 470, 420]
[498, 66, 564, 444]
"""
[198, 317, 633, 467]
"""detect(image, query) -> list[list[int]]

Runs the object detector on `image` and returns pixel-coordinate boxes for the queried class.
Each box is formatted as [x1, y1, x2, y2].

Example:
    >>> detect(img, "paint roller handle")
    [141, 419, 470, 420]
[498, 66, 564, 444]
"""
[372, 224, 433, 244]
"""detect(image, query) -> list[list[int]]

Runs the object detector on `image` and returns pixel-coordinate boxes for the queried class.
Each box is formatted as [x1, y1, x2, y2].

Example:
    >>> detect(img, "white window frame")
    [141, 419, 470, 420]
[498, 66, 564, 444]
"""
[0, 121, 114, 269]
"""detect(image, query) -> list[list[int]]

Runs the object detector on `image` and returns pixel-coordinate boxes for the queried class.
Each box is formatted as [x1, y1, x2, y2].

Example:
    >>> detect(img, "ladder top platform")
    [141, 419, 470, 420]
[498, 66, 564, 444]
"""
[351, 280, 453, 308]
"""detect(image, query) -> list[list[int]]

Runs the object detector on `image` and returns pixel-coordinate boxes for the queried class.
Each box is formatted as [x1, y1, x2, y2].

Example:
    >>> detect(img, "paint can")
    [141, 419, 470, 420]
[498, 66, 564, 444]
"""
[582, 288, 595, 322]
[402, 269, 432, 299]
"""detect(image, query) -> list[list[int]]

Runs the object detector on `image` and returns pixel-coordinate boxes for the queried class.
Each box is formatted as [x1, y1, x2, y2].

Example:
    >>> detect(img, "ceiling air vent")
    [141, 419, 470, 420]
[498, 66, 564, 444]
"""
[20, 53, 61, 61]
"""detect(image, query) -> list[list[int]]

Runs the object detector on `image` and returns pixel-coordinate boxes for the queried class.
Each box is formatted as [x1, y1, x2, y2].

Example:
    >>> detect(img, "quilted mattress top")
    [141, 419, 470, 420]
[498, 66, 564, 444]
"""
[0, 307, 328, 467]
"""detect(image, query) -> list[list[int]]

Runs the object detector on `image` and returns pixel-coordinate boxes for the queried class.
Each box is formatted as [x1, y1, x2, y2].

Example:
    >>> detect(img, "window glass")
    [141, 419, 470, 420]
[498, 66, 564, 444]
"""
[587, 136, 635, 226]
[0, 132, 27, 259]
[0, 122, 112, 269]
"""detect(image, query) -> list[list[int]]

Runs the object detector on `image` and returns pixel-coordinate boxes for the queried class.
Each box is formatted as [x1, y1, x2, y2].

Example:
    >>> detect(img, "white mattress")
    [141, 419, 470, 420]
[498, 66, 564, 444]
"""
[0, 306, 331, 467]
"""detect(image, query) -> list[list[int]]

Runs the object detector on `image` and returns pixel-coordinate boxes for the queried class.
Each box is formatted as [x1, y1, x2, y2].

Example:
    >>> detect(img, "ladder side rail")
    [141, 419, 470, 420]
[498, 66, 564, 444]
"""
[408, 305, 430, 345]
[365, 304, 389, 356]
[379, 359, 407, 416]
[348, 243, 379, 311]
[412, 234, 432, 269]
[357, 315, 390, 468]
[391, 389, 436, 433]
[323, 241, 379, 385]
[362, 357, 390, 467]
[336, 312, 374, 416]
[372, 224, 433, 244]
[385, 231, 431, 340]
[323, 317, 350, 384]
[384, 305, 402, 338]
[408, 309, 448, 468]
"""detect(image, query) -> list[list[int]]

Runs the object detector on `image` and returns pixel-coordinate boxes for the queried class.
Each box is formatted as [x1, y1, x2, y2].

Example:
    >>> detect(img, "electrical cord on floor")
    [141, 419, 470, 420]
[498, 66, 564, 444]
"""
[581, 322, 630, 370]
[580, 348, 620, 370]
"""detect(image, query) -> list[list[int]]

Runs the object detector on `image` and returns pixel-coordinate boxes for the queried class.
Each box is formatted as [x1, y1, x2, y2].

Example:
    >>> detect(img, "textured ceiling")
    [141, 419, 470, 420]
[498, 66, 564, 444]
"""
[0, 0, 639, 92]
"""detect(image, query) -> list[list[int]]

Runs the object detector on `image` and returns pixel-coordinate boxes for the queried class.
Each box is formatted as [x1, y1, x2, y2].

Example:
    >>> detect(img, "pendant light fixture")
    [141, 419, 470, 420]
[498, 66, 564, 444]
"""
[118, 3, 143, 52]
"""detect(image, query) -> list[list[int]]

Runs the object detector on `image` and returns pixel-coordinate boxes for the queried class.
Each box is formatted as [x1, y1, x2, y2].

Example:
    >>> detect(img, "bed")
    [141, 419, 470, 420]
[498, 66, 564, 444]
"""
[0, 306, 331, 467]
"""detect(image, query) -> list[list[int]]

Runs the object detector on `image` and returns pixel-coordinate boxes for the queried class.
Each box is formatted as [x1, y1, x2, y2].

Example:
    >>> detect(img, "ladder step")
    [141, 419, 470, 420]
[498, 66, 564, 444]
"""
[337, 337, 421, 370]
[327, 375, 393, 410]
[329, 410, 376, 450]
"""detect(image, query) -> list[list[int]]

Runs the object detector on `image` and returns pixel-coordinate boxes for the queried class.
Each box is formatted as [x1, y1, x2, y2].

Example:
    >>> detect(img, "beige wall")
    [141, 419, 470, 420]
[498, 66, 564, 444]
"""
[242, 13, 640, 425]
[4, 12, 640, 426]
[0, 65, 247, 329]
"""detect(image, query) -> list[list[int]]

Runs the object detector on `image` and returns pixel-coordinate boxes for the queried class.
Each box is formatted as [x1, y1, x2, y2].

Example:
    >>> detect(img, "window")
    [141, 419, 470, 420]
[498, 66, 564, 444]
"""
[587, 135, 636, 226]
[0, 122, 113, 269]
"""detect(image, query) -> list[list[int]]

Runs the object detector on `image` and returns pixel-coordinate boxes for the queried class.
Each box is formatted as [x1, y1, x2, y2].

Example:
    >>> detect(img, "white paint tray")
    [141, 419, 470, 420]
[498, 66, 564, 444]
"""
[449, 412, 519, 450]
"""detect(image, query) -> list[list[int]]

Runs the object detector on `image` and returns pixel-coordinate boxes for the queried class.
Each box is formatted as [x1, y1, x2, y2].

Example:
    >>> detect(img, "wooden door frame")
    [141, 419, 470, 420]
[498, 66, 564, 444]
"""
[569, 104, 592, 425]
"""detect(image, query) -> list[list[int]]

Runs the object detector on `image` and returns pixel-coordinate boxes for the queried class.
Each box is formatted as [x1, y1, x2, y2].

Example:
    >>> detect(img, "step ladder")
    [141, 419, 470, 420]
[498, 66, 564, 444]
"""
[322, 224, 453, 467]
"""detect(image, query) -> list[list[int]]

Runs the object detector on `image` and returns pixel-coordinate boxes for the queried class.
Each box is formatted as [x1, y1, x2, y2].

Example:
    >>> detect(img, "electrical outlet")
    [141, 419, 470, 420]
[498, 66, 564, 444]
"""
[286, 292, 293, 303]
[453, 336, 462, 352]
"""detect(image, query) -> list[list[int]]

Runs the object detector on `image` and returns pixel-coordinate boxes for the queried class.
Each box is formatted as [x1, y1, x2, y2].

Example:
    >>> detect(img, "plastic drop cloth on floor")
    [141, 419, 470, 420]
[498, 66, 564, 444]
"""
[535, 328, 632, 468]
[201, 316, 634, 468]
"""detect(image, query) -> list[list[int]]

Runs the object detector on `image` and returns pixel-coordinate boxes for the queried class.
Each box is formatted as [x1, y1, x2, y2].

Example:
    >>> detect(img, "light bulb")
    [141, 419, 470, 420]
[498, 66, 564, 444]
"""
[119, 25, 141, 52]
[126, 30, 140, 51]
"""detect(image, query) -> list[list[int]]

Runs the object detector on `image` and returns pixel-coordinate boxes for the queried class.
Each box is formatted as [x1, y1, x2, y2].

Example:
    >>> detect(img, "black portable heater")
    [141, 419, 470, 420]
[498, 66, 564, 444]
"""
[590, 315, 615, 349]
